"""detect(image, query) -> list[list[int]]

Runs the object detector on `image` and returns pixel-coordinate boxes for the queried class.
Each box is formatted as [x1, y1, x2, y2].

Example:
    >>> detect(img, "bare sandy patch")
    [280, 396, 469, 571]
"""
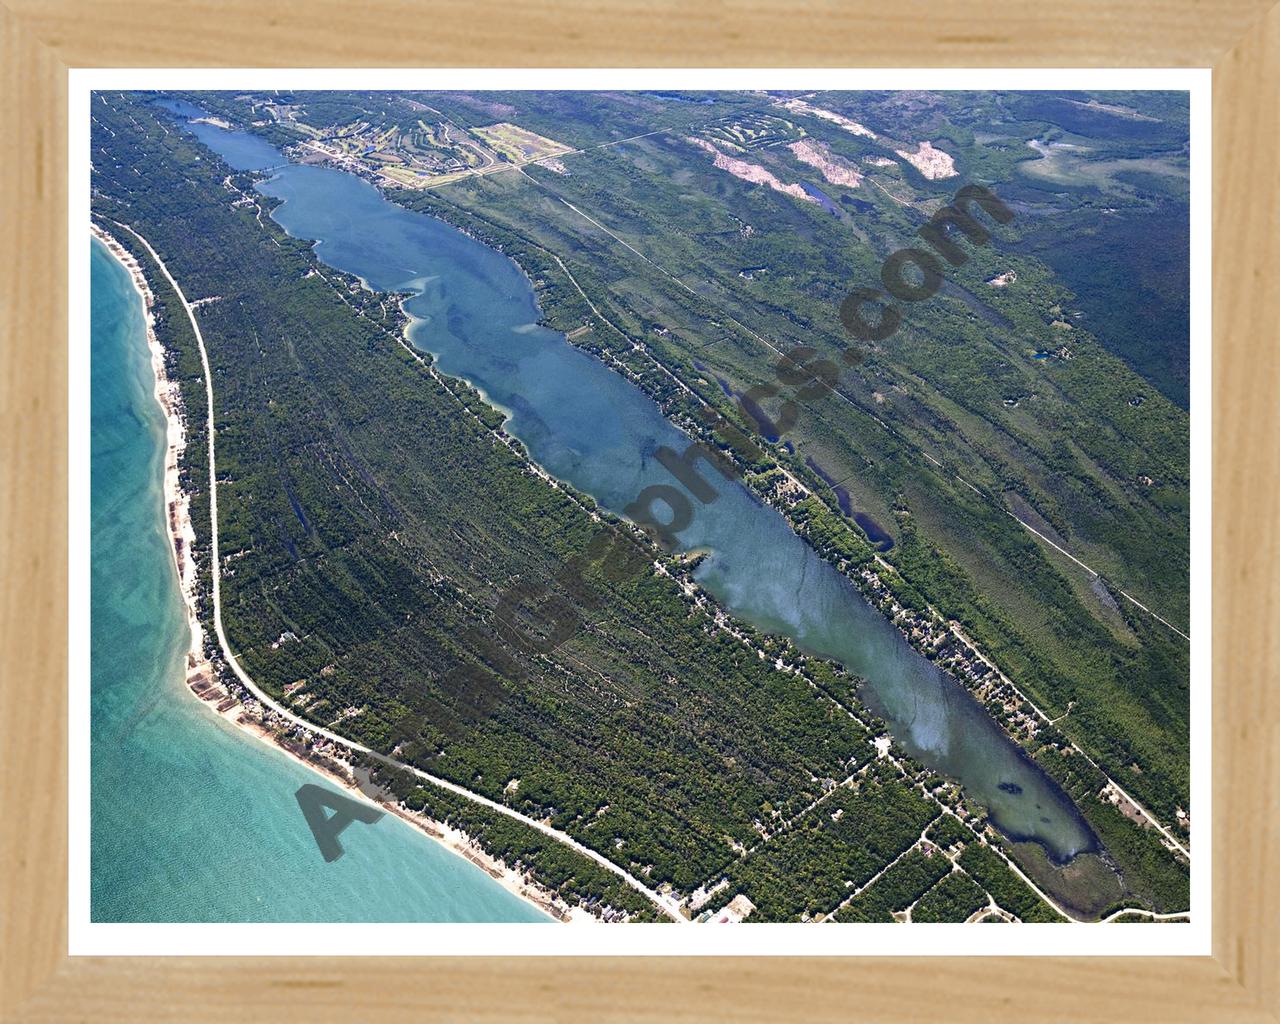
[894, 140, 958, 180]
[787, 139, 863, 188]
[776, 97, 877, 139]
[685, 136, 816, 204]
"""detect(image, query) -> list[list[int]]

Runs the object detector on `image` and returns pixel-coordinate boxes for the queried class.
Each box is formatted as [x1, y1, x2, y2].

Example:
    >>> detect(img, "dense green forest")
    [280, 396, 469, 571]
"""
[383, 128, 1193, 831]
[92, 92, 1030, 922]
[367, 760, 664, 920]
[365, 89, 1193, 835]
[910, 869, 991, 923]
[720, 771, 938, 921]
[831, 847, 952, 922]
[92, 87, 1193, 923]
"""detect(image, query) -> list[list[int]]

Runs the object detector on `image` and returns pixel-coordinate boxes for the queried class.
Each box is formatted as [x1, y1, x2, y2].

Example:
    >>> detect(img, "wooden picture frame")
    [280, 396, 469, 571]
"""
[2, 1, 1275, 1018]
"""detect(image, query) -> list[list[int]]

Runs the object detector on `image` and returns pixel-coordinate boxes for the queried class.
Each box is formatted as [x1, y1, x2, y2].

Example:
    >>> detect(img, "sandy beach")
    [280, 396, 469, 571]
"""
[91, 224, 205, 666]
[91, 222, 583, 924]
[225, 701, 581, 922]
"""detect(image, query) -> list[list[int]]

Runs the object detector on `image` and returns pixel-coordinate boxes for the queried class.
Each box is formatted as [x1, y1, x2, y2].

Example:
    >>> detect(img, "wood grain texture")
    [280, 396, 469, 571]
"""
[1212, 3, 1280, 1013]
[0, 4, 69, 1022]
[0, 0, 1276, 1019]
[2, 0, 1278, 66]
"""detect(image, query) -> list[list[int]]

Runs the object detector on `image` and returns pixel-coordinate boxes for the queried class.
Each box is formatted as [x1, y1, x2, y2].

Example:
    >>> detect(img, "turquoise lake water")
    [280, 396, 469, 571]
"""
[160, 106, 1096, 863]
[90, 236, 549, 922]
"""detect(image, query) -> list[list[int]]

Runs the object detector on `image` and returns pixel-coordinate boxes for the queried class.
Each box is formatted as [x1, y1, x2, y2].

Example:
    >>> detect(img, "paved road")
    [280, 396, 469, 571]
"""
[113, 220, 688, 925]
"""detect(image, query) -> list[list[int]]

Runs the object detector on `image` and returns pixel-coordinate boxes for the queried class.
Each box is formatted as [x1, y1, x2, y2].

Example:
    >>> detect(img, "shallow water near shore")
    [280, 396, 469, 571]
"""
[90, 236, 550, 922]
[154, 108, 1097, 863]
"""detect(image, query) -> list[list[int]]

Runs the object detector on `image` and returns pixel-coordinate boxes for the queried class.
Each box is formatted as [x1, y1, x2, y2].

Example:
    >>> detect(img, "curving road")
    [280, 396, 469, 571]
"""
[110, 220, 688, 925]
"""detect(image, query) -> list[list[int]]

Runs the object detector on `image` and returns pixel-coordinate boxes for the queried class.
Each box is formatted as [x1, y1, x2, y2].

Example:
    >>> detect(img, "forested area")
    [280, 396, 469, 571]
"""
[91, 93, 966, 916]
[718, 772, 938, 921]
[910, 869, 991, 923]
[381, 158, 1190, 913]
[355, 93, 1194, 840]
[1033, 744, 1189, 913]
[830, 847, 952, 922]
[367, 759, 664, 921]
[92, 87, 1196, 923]
[957, 842, 1066, 922]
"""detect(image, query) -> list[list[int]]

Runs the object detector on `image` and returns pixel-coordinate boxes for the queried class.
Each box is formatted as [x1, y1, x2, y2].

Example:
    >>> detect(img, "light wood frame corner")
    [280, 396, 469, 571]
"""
[2, 1, 1276, 1019]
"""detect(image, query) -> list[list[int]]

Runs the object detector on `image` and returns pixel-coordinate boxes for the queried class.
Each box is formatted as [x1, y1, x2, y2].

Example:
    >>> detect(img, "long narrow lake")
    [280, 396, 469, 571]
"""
[91, 236, 550, 922]
[164, 103, 1097, 863]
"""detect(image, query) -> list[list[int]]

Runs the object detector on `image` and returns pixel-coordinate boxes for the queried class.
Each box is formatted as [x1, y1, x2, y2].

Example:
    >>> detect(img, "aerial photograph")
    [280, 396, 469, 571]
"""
[89, 87, 1193, 929]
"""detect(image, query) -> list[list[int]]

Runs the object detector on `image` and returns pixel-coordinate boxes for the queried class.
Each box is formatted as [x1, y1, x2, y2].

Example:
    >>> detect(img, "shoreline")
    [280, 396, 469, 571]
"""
[428, 209, 1194, 868]
[91, 223, 575, 924]
[91, 227, 205, 669]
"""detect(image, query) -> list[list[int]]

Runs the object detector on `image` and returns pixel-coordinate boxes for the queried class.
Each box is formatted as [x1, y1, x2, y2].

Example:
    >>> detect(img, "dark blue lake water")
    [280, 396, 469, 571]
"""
[800, 181, 841, 215]
[155, 105, 1097, 862]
